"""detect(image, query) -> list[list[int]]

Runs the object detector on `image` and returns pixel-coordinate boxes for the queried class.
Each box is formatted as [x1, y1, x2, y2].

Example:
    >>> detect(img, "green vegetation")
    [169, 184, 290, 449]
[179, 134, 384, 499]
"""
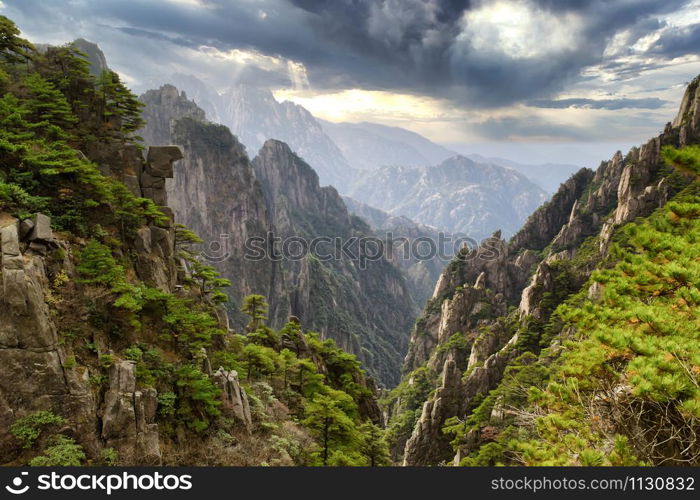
[10, 411, 66, 449]
[457, 146, 700, 466]
[382, 366, 437, 459]
[29, 435, 86, 466]
[0, 16, 391, 466]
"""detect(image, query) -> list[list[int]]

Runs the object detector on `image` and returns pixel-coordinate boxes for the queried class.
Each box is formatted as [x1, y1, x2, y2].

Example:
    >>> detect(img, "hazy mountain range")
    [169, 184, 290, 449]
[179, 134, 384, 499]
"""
[346, 157, 548, 239]
[162, 75, 582, 193]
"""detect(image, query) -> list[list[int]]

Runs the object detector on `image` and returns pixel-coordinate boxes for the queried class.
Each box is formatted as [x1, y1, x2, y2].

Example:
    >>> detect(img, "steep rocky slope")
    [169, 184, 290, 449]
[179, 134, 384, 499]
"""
[348, 157, 548, 239]
[157, 76, 355, 190]
[386, 75, 700, 466]
[0, 23, 387, 467]
[139, 86, 417, 387]
[343, 196, 456, 308]
[251, 139, 417, 386]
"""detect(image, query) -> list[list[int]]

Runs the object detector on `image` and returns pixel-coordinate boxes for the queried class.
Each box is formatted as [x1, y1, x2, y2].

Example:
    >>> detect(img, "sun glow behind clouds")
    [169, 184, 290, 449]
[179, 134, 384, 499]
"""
[458, 0, 581, 58]
[274, 88, 453, 123]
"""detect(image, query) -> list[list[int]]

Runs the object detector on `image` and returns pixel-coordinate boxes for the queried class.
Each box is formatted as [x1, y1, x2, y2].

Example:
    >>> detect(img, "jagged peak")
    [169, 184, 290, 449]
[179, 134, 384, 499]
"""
[673, 74, 700, 129]
[221, 82, 276, 101]
[253, 138, 321, 189]
[71, 38, 109, 77]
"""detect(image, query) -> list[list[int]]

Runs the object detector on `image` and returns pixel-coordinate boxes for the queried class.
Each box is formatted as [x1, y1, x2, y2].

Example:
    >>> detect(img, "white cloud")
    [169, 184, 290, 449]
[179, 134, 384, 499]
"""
[457, 0, 582, 59]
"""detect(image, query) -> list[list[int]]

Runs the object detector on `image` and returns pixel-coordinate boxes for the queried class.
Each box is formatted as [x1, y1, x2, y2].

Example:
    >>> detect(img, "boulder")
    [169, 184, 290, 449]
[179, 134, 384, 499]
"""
[29, 213, 53, 244]
[1, 221, 20, 256]
[19, 219, 34, 240]
[145, 146, 183, 178]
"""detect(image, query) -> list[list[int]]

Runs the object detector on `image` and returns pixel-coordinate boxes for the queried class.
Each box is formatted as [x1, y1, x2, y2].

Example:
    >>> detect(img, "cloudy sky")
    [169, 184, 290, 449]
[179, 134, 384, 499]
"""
[3, 0, 700, 164]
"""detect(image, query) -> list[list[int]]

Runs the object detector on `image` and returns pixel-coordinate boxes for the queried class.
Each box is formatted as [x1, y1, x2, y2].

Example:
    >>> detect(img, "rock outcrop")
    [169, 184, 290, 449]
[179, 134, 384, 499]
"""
[134, 145, 183, 292]
[0, 216, 98, 462]
[139, 88, 418, 386]
[101, 360, 161, 464]
[140, 85, 206, 147]
[399, 75, 700, 465]
[213, 368, 252, 428]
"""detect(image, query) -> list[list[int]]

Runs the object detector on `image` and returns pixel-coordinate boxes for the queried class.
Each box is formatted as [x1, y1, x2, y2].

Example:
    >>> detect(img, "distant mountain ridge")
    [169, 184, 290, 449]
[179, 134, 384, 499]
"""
[159, 74, 578, 196]
[347, 156, 548, 239]
[321, 120, 456, 171]
[465, 153, 582, 193]
[164, 75, 355, 190]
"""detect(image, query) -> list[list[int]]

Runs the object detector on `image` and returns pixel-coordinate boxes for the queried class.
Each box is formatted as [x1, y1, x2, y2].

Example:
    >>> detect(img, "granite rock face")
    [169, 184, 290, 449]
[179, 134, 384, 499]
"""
[399, 76, 700, 465]
[140, 85, 206, 146]
[140, 87, 417, 386]
[132, 145, 183, 292]
[251, 139, 417, 386]
[0, 217, 98, 462]
[213, 368, 252, 428]
[101, 360, 161, 464]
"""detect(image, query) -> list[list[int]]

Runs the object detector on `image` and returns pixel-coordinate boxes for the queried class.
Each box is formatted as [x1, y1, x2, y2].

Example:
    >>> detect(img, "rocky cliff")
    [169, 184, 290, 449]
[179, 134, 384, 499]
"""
[252, 140, 417, 386]
[139, 86, 417, 386]
[1, 142, 185, 464]
[0, 23, 388, 467]
[343, 196, 456, 308]
[391, 76, 700, 466]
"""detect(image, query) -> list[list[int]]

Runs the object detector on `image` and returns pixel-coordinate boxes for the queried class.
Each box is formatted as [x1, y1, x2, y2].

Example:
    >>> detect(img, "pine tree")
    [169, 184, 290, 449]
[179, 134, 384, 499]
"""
[242, 294, 268, 332]
[243, 343, 277, 379]
[279, 348, 298, 390]
[0, 16, 33, 63]
[22, 73, 77, 140]
[96, 69, 144, 137]
[302, 392, 358, 466]
[359, 422, 391, 466]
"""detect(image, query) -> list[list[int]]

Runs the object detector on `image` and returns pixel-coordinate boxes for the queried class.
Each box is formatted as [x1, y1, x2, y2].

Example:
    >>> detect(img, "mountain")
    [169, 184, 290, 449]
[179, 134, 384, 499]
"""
[139, 85, 417, 387]
[384, 75, 700, 466]
[465, 153, 583, 193]
[347, 157, 548, 239]
[343, 196, 457, 307]
[71, 38, 109, 77]
[159, 75, 355, 190]
[321, 120, 455, 171]
[0, 22, 387, 467]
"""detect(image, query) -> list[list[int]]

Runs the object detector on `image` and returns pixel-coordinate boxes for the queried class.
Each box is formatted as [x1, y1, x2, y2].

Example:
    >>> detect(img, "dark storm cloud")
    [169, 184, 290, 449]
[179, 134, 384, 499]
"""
[648, 23, 700, 59]
[529, 97, 668, 110]
[287, 0, 690, 105]
[2, 0, 696, 107]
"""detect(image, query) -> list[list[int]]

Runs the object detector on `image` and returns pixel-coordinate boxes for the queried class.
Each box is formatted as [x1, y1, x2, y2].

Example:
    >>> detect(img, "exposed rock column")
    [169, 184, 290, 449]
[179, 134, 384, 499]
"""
[213, 367, 252, 429]
[101, 360, 161, 464]
[0, 215, 97, 461]
[133, 146, 183, 292]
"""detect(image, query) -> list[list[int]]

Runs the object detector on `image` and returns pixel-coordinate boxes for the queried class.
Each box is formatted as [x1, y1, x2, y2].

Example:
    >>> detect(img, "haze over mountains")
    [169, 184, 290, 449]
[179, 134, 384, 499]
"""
[347, 158, 548, 239]
[157, 75, 572, 234]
